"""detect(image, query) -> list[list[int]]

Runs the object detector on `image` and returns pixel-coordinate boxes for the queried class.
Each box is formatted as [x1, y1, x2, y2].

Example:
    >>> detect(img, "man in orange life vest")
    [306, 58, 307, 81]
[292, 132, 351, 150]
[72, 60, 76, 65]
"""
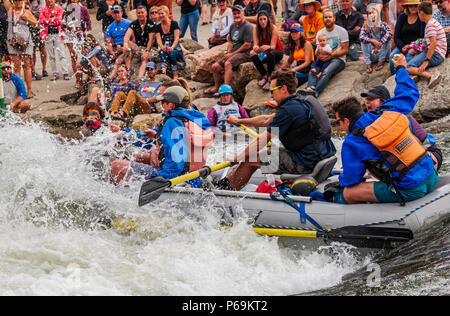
[331, 54, 439, 204]
[111, 86, 213, 184]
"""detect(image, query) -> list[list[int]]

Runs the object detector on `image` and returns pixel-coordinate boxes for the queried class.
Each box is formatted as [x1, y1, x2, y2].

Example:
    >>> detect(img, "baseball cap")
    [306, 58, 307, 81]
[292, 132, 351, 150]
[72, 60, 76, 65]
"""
[1, 61, 12, 69]
[231, 4, 245, 12]
[145, 61, 156, 69]
[112, 5, 122, 12]
[361, 85, 391, 101]
[290, 23, 304, 32]
[156, 86, 189, 107]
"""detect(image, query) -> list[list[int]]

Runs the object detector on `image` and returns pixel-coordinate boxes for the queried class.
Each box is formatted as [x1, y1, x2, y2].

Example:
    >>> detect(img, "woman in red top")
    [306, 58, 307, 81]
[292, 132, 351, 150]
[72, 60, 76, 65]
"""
[250, 10, 284, 91]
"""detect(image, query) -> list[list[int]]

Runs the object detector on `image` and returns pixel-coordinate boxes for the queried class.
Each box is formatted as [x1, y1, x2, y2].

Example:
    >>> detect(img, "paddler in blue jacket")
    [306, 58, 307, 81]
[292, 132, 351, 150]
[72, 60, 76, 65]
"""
[111, 86, 213, 184]
[331, 54, 439, 204]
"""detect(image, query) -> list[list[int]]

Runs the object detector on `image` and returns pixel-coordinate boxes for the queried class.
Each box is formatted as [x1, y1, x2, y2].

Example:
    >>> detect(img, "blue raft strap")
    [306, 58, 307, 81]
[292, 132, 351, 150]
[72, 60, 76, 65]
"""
[270, 186, 323, 231]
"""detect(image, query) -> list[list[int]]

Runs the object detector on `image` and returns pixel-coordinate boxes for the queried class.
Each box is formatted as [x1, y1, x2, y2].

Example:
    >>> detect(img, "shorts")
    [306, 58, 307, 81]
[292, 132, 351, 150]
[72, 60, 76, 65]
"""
[260, 145, 312, 175]
[373, 170, 439, 203]
[217, 52, 251, 71]
[129, 161, 157, 180]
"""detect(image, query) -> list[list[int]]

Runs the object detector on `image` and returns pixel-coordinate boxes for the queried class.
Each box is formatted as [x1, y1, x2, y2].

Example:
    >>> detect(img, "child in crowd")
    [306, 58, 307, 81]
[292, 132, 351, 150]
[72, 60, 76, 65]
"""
[406, 38, 428, 56]
[310, 33, 332, 79]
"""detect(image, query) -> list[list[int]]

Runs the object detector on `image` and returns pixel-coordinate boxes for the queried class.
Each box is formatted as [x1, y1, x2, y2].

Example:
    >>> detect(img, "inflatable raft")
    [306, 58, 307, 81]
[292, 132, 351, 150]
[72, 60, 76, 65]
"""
[136, 158, 450, 249]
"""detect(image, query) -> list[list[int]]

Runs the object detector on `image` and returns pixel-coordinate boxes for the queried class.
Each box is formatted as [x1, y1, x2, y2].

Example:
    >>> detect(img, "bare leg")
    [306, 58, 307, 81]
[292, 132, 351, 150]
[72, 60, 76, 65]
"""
[223, 61, 233, 85]
[111, 160, 131, 184]
[343, 182, 379, 204]
[226, 162, 261, 191]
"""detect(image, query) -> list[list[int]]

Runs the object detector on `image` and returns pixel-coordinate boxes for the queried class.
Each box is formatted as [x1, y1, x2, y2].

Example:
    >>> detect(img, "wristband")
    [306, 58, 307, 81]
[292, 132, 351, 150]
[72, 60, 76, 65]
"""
[397, 65, 405, 70]
[425, 58, 430, 62]
[9, 102, 15, 110]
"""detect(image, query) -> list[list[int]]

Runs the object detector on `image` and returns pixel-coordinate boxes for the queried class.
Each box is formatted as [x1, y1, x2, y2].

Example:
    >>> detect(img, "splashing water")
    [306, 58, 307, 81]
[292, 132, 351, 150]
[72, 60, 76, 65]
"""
[0, 117, 375, 295]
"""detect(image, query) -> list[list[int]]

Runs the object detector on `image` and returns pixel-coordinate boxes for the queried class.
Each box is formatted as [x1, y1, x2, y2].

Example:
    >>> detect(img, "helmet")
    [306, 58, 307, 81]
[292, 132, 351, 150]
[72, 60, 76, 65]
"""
[156, 86, 190, 107]
[218, 84, 233, 95]
[290, 176, 318, 196]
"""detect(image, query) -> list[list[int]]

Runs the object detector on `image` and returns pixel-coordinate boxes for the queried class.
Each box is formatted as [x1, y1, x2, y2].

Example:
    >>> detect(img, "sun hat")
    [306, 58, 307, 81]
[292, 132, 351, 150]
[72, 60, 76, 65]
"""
[298, 0, 321, 12]
[402, 0, 421, 6]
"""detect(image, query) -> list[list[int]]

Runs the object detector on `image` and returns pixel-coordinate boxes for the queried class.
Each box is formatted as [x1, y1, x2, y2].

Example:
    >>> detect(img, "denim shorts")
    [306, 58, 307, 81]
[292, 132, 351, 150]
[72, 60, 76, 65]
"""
[407, 49, 444, 68]
[373, 170, 439, 203]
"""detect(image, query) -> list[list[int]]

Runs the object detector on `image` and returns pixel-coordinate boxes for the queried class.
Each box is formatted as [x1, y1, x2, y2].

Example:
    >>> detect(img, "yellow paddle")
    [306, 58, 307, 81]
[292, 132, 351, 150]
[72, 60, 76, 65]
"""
[138, 161, 233, 206]
[239, 124, 271, 147]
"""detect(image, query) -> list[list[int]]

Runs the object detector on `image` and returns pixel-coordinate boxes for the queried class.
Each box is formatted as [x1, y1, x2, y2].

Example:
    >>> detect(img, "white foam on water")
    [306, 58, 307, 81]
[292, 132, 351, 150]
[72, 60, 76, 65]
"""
[0, 118, 366, 295]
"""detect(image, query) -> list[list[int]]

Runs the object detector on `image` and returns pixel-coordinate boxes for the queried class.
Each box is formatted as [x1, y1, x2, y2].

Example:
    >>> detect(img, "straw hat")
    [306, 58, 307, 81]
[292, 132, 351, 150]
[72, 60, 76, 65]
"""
[298, 0, 321, 11]
[402, 0, 421, 6]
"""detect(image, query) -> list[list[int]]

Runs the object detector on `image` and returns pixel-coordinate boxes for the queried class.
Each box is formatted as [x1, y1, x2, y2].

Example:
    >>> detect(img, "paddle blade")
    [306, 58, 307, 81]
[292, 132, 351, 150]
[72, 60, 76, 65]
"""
[326, 226, 414, 249]
[138, 177, 171, 207]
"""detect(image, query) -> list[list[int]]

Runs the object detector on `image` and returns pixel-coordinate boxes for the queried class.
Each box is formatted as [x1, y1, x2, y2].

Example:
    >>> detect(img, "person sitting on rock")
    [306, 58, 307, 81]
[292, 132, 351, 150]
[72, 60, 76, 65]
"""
[280, 23, 314, 87]
[300, 9, 349, 97]
[204, 5, 253, 97]
[105, 5, 132, 80]
[359, 5, 392, 73]
[406, 1, 446, 89]
[1, 61, 31, 114]
[89, 64, 137, 113]
[244, 0, 274, 24]
[154, 5, 184, 79]
[250, 10, 284, 91]
[335, 0, 364, 61]
[109, 62, 162, 120]
[110, 86, 213, 184]
[207, 84, 249, 132]
[330, 54, 439, 205]
[298, 0, 325, 43]
[208, 0, 233, 48]
[122, 5, 156, 78]
[76, 34, 110, 95]
[218, 69, 336, 191]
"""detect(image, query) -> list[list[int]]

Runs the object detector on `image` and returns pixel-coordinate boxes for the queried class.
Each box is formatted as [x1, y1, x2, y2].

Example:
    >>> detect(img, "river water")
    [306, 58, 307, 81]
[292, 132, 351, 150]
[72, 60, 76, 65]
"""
[0, 115, 449, 296]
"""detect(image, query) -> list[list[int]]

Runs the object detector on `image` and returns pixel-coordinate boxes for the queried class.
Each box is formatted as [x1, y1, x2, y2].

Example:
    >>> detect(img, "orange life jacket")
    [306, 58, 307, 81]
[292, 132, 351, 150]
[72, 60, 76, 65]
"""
[361, 111, 426, 177]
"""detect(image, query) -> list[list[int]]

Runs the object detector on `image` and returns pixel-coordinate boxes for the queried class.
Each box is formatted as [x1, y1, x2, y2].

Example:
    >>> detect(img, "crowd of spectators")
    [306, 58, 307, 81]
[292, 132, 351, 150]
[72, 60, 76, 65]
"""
[0, 0, 448, 117]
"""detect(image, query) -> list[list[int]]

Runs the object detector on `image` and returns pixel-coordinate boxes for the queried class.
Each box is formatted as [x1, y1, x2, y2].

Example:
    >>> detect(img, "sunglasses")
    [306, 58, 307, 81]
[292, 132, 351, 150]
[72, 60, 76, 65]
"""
[269, 85, 282, 94]
[150, 11, 158, 14]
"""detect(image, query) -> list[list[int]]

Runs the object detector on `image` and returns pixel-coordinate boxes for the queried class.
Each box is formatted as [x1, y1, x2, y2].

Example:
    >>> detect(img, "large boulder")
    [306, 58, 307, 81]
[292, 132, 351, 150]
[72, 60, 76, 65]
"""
[241, 79, 271, 112]
[179, 38, 205, 53]
[384, 58, 450, 123]
[230, 62, 261, 102]
[190, 43, 228, 83]
[131, 114, 163, 129]
[191, 97, 218, 115]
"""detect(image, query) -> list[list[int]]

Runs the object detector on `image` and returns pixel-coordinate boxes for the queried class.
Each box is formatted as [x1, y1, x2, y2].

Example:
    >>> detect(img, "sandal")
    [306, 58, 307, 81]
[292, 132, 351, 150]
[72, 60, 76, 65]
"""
[258, 77, 267, 87]
[204, 88, 217, 95]
[366, 65, 373, 73]
[375, 62, 385, 71]
[262, 80, 271, 91]
[213, 92, 219, 97]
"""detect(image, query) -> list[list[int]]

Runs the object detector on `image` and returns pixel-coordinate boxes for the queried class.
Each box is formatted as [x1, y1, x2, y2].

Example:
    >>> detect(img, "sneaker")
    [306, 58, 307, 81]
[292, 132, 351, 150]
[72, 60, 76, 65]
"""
[63, 74, 70, 80]
[428, 73, 441, 89]
[42, 70, 49, 77]
[412, 75, 420, 83]
[53, 74, 59, 81]
[34, 73, 42, 80]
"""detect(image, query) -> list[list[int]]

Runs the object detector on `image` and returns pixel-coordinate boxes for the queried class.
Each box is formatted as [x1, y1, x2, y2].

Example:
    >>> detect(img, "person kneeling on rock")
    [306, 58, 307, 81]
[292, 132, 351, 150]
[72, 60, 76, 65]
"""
[1, 62, 31, 114]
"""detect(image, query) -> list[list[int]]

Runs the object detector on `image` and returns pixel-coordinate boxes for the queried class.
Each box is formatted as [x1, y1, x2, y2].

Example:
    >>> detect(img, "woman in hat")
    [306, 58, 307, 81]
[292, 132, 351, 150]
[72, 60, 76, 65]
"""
[389, 0, 425, 74]
[250, 10, 284, 90]
[298, 0, 324, 42]
[280, 23, 314, 86]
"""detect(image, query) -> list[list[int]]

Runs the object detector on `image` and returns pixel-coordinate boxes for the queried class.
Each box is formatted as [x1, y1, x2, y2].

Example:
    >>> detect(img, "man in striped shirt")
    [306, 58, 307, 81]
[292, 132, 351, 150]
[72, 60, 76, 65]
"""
[406, 1, 447, 89]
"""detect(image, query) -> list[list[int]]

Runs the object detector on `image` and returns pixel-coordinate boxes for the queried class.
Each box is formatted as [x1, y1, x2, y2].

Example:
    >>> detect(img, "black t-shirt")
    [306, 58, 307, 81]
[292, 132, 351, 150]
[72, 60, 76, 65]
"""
[154, 21, 180, 46]
[181, 0, 200, 14]
[399, 16, 422, 46]
[130, 19, 155, 47]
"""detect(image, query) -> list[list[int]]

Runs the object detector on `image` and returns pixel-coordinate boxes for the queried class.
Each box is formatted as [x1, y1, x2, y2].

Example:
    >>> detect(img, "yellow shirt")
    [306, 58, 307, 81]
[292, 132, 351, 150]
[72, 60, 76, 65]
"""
[303, 12, 325, 42]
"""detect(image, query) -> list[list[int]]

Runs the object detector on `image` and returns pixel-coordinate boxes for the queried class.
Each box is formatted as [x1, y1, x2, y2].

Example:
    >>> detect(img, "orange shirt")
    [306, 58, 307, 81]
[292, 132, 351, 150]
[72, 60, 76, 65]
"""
[293, 46, 314, 62]
[303, 12, 325, 42]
